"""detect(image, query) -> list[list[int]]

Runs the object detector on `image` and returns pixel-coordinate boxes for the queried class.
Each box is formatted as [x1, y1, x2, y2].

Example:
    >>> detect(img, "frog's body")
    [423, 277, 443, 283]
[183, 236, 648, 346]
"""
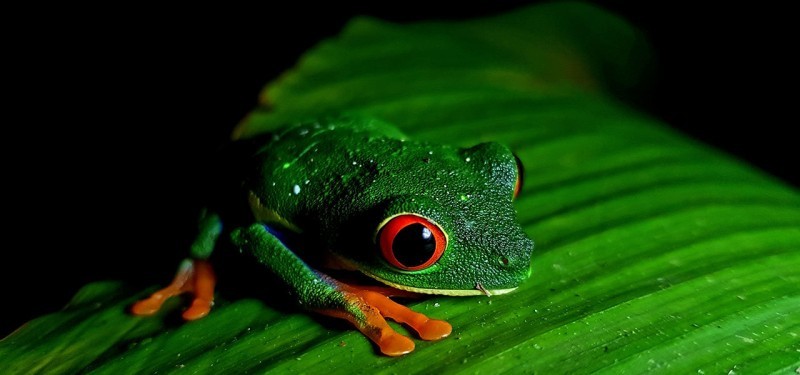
[133, 117, 534, 356]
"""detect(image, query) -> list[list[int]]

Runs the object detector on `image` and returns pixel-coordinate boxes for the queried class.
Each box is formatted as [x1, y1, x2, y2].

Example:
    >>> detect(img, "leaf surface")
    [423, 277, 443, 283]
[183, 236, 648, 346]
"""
[3, 3, 798, 374]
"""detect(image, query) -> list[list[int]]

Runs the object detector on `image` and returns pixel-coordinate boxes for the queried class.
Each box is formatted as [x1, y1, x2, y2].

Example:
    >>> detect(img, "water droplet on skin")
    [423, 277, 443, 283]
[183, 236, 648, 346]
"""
[293, 185, 301, 195]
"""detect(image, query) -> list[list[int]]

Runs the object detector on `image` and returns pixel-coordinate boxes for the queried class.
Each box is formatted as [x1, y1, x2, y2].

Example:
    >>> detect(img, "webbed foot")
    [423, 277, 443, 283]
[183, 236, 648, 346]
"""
[131, 259, 216, 320]
[319, 282, 451, 356]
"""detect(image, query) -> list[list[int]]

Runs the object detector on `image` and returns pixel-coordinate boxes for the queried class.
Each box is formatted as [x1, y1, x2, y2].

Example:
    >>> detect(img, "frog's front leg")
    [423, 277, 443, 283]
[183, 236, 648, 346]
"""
[232, 224, 451, 356]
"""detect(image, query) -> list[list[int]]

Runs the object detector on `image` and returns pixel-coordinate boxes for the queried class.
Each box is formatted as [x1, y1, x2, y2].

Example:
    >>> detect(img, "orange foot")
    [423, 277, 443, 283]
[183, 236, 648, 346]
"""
[319, 283, 452, 356]
[131, 259, 216, 320]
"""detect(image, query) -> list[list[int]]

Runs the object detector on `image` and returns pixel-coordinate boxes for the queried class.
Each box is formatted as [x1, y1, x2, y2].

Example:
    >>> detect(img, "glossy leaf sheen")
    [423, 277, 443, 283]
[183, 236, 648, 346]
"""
[3, 3, 799, 374]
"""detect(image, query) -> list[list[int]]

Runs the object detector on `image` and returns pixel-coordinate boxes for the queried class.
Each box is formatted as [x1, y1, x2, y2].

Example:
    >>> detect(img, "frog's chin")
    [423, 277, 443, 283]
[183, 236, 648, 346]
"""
[360, 269, 517, 297]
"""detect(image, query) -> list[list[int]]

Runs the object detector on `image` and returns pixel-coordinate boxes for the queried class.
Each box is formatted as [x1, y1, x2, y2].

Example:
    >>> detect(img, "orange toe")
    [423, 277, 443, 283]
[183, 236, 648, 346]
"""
[182, 298, 212, 320]
[417, 319, 452, 341]
[378, 332, 415, 356]
[131, 297, 164, 316]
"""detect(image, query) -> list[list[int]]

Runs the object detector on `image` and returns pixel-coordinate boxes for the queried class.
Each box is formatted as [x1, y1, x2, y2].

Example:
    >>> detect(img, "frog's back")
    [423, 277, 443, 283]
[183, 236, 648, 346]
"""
[251, 117, 406, 175]
[244, 117, 407, 231]
[259, 117, 405, 154]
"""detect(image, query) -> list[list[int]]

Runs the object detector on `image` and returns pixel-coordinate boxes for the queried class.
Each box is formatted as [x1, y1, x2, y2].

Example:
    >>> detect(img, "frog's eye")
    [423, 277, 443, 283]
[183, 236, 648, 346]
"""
[513, 153, 524, 199]
[378, 214, 446, 271]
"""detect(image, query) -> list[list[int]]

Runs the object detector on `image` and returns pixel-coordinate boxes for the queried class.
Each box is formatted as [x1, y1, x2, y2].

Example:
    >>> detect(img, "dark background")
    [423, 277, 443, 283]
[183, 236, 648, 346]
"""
[4, 2, 794, 336]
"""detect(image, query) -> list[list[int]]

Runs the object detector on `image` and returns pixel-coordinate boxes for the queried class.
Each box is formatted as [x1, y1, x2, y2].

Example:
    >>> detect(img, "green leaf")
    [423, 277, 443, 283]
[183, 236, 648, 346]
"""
[3, 3, 799, 374]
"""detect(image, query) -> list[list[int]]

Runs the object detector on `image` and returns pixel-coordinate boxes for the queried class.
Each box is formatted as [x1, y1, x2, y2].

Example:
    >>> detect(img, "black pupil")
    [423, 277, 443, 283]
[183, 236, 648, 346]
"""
[392, 223, 436, 267]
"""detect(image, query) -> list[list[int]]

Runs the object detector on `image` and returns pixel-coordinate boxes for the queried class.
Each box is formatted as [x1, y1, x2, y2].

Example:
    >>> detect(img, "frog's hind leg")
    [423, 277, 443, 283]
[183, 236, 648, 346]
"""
[131, 258, 216, 320]
[131, 211, 221, 320]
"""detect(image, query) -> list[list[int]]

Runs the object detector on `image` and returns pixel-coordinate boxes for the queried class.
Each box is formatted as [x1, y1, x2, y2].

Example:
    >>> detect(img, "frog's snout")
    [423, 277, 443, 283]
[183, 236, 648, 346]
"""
[497, 236, 534, 282]
[499, 237, 534, 269]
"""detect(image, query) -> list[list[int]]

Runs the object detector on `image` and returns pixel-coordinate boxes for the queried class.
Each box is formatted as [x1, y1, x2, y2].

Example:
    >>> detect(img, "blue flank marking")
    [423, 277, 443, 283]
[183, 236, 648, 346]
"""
[263, 224, 289, 246]
[261, 223, 335, 288]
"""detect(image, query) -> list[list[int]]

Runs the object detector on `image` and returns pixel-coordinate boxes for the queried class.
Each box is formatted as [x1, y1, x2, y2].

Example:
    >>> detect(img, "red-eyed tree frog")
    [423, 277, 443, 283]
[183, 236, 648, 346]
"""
[132, 116, 534, 356]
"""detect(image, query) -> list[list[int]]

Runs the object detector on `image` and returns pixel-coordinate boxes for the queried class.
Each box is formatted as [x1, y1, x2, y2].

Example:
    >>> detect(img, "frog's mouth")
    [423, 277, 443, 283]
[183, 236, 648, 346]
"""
[360, 269, 517, 297]
[326, 253, 517, 296]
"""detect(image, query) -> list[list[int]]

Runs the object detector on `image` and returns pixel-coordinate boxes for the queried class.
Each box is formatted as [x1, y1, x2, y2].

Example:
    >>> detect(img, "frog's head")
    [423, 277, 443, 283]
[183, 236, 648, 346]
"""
[333, 141, 534, 296]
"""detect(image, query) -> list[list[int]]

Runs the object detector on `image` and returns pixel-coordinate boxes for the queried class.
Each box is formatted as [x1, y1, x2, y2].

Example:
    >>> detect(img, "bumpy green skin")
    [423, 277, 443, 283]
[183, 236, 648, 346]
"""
[236, 116, 533, 293]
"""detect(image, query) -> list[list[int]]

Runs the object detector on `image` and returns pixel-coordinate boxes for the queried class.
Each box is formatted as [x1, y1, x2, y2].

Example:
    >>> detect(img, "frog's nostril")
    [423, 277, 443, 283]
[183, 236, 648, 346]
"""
[498, 256, 510, 267]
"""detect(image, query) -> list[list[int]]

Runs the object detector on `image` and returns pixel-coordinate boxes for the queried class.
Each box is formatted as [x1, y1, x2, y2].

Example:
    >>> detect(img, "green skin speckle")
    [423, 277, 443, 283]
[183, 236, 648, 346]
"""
[174, 116, 533, 354]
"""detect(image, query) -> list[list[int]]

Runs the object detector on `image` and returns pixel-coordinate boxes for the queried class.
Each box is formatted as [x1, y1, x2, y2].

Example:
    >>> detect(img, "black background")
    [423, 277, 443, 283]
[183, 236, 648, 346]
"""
[4, 2, 794, 336]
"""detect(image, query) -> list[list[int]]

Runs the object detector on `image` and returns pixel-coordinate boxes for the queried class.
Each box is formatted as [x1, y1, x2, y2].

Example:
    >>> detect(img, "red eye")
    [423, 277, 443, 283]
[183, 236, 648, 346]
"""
[378, 214, 447, 271]
[513, 153, 524, 199]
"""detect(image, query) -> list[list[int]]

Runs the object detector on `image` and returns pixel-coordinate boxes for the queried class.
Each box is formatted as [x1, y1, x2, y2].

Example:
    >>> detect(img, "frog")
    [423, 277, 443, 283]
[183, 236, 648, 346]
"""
[131, 116, 534, 356]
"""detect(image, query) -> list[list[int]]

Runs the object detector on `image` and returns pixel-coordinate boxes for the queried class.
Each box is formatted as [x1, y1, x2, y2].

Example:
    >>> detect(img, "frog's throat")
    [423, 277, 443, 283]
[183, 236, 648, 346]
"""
[359, 268, 517, 297]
